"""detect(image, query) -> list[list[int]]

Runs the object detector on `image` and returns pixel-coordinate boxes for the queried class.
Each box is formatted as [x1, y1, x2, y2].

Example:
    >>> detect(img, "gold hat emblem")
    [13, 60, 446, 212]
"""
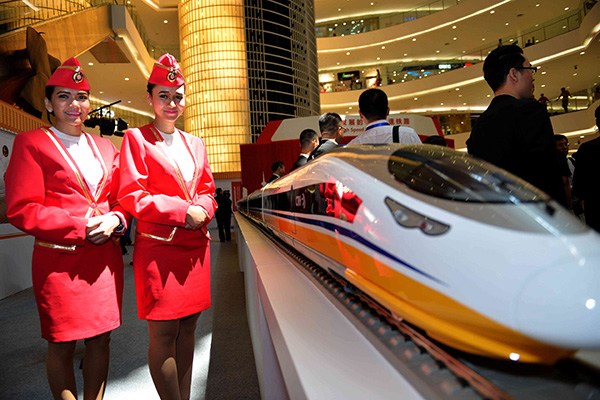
[167, 67, 177, 83]
[72, 66, 84, 84]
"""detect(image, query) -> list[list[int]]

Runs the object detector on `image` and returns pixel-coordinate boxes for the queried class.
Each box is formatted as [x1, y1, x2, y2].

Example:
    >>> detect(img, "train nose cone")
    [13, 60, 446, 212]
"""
[515, 255, 600, 349]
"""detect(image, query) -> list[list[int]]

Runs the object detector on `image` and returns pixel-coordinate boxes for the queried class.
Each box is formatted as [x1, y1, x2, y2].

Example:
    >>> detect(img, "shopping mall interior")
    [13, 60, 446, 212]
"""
[1, 1, 600, 399]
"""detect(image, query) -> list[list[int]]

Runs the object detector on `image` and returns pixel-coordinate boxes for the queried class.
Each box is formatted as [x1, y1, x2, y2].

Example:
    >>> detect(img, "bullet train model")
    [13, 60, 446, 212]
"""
[238, 144, 600, 364]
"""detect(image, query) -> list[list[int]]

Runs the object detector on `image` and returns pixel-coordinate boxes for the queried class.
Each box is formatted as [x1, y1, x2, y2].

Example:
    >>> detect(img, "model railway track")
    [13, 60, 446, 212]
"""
[250, 221, 600, 400]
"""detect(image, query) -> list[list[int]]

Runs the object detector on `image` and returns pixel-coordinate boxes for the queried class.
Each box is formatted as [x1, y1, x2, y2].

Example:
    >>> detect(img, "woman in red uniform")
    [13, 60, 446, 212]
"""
[118, 54, 216, 400]
[5, 58, 127, 400]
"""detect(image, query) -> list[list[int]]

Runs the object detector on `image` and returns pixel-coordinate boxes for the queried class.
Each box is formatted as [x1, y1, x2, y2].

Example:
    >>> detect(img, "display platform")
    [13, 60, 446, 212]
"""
[235, 213, 425, 400]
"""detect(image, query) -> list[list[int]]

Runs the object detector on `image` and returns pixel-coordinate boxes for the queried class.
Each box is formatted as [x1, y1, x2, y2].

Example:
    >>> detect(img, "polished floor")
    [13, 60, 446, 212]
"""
[0, 231, 260, 400]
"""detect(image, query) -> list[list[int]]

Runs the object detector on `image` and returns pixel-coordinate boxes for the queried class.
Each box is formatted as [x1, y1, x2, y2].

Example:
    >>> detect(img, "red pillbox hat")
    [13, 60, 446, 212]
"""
[148, 53, 185, 87]
[45, 57, 90, 91]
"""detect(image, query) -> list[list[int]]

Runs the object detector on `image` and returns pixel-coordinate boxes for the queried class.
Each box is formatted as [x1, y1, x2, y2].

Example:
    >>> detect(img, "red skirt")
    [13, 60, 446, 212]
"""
[32, 239, 123, 342]
[132, 227, 211, 320]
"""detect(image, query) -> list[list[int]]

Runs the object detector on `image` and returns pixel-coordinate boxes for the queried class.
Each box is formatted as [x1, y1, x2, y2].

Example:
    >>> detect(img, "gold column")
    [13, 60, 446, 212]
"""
[179, 0, 250, 177]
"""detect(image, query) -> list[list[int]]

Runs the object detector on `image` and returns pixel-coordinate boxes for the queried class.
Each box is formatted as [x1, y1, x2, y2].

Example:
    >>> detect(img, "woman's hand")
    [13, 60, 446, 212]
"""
[86, 214, 120, 245]
[185, 206, 208, 230]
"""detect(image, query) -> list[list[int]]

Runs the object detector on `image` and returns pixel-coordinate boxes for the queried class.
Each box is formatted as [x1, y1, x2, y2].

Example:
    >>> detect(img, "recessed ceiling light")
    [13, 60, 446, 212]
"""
[453, 37, 457, 40]
[541, 71, 547, 75]
[163, 20, 168, 24]
[452, 25, 456, 29]
[376, 57, 380, 60]
[381, 46, 385, 49]
[414, 97, 418, 100]
[124, 77, 129, 81]
[436, 50, 440, 53]
[580, 51, 586, 55]
[403, 53, 407, 56]
[536, 3, 540, 6]
[455, 88, 460, 91]
[564, 7, 569, 11]
[346, 51, 350, 55]
[127, 101, 131, 103]
[88, 62, 94, 66]
[541, 84, 546, 88]
[99, 91, 103, 94]
[338, 8, 341, 11]
[505, 22, 509, 26]
[490, 10, 495, 14]
[412, 38, 417, 41]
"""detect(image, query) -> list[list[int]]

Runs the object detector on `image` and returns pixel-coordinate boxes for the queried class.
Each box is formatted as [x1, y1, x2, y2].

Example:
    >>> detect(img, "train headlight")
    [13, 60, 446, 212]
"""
[385, 197, 450, 236]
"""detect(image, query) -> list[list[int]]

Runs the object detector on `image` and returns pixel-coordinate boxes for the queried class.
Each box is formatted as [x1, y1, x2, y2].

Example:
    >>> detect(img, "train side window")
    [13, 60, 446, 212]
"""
[319, 178, 362, 223]
[294, 181, 362, 223]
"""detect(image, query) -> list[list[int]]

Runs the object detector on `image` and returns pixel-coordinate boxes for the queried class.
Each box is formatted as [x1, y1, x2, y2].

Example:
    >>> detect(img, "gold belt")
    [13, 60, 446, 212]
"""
[35, 240, 77, 252]
[137, 227, 177, 242]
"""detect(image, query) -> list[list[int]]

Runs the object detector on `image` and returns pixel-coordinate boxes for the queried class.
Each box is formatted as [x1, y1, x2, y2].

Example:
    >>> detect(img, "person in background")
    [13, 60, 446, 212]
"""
[350, 88, 421, 145]
[215, 188, 233, 242]
[5, 57, 127, 400]
[291, 128, 319, 170]
[268, 161, 285, 182]
[572, 106, 600, 232]
[118, 53, 216, 400]
[553, 135, 573, 211]
[537, 93, 550, 110]
[557, 87, 571, 113]
[467, 45, 566, 207]
[309, 112, 345, 159]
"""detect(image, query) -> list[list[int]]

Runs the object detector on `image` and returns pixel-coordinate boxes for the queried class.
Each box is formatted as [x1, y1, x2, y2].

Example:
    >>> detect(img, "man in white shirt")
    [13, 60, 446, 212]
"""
[349, 88, 421, 145]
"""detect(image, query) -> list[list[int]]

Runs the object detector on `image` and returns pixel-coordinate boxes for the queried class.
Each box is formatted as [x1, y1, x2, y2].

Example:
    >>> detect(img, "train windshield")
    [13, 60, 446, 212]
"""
[388, 146, 549, 203]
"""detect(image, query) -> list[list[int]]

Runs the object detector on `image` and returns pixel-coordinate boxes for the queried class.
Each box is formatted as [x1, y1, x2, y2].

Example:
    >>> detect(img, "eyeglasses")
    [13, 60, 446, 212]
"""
[515, 66, 538, 75]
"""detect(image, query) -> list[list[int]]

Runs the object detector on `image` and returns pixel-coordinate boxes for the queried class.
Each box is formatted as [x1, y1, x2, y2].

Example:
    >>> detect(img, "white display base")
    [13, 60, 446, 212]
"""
[235, 213, 424, 400]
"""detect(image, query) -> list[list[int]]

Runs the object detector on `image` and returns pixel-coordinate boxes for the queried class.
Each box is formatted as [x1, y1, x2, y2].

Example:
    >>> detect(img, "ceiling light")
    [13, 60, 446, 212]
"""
[88, 62, 94, 66]
[124, 77, 129, 81]
[542, 71, 547, 75]
[381, 46, 385, 49]
[580, 51, 586, 55]
[455, 88, 460, 91]
[377, 57, 380, 60]
[541, 84, 546, 87]
[414, 97, 418, 100]
[453, 37, 457, 41]
[452, 25, 456, 29]
[412, 38, 417, 41]
[346, 51, 350, 55]
[163, 20, 168, 24]
[490, 10, 495, 14]
[564, 7, 569, 10]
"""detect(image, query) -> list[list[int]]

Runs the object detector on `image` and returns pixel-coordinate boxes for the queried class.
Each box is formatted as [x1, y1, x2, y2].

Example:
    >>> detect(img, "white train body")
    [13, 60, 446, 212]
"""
[238, 144, 600, 363]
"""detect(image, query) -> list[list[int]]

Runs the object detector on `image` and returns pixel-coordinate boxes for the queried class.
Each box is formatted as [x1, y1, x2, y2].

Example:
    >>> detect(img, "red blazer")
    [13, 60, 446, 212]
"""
[5, 127, 127, 341]
[5, 127, 127, 246]
[118, 124, 216, 240]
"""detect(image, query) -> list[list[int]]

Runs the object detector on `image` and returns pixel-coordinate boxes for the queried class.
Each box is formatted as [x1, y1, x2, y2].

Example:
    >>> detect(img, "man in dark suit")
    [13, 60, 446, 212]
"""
[309, 112, 345, 160]
[268, 161, 285, 183]
[573, 106, 600, 232]
[291, 129, 319, 171]
[467, 45, 566, 206]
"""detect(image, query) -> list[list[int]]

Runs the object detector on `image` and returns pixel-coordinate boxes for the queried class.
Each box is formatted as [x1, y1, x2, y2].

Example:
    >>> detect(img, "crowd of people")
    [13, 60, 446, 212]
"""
[269, 45, 598, 233]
